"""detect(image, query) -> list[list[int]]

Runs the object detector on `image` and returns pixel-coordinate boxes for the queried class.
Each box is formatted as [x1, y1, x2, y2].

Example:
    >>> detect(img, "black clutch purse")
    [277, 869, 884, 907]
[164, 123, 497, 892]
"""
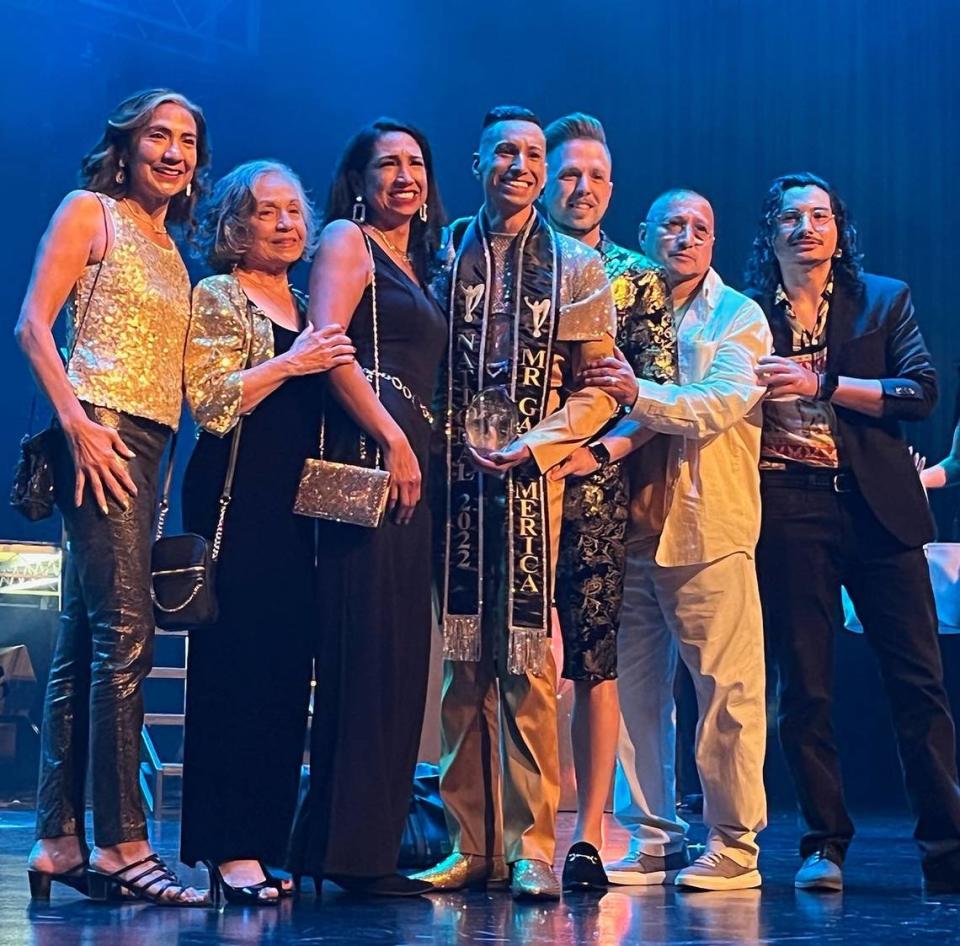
[150, 418, 243, 632]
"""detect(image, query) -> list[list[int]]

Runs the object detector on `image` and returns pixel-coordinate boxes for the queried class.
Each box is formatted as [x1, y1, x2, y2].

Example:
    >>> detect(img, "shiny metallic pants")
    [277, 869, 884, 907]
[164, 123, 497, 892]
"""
[36, 405, 169, 848]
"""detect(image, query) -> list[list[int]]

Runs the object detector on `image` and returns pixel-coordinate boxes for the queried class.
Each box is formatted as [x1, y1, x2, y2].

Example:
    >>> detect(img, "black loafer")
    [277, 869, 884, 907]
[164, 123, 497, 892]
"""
[562, 842, 608, 891]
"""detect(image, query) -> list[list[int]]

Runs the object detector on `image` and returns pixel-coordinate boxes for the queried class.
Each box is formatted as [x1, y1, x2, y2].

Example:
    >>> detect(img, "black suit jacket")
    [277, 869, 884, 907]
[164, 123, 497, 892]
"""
[747, 273, 937, 548]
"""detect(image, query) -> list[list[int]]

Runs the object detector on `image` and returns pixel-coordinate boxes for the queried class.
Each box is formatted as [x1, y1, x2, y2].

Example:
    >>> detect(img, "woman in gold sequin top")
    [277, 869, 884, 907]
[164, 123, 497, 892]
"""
[15, 89, 210, 906]
[179, 161, 354, 906]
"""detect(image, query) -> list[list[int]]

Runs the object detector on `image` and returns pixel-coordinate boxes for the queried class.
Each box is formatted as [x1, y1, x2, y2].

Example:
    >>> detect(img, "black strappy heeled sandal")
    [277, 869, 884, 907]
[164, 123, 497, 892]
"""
[87, 853, 207, 906]
[260, 863, 296, 898]
[28, 862, 90, 900]
[204, 861, 280, 907]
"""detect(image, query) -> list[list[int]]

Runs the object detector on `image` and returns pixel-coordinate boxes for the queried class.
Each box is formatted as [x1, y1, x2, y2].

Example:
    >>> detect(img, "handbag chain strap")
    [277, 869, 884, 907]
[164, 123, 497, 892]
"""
[318, 230, 382, 467]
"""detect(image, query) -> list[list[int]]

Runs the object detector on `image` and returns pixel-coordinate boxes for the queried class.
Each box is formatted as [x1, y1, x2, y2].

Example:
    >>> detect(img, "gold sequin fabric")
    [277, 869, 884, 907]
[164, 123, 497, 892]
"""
[184, 274, 287, 436]
[66, 195, 190, 430]
[599, 236, 677, 384]
[556, 234, 617, 341]
[556, 236, 677, 682]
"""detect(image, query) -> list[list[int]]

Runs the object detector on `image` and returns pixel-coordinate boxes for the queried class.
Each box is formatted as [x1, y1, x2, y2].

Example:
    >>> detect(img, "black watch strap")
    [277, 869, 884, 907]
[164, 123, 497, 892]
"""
[817, 371, 839, 402]
[587, 441, 611, 468]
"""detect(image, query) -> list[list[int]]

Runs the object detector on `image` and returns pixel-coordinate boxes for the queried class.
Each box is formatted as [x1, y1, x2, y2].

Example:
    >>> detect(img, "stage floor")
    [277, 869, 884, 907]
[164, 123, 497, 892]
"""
[1, 808, 957, 945]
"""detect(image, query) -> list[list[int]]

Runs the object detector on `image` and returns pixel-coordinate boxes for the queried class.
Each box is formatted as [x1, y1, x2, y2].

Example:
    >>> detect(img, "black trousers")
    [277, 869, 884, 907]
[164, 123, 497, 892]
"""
[36, 404, 169, 848]
[756, 473, 960, 865]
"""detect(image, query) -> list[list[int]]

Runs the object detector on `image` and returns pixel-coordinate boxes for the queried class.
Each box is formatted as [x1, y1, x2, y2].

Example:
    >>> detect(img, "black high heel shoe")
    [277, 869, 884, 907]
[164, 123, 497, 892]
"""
[260, 863, 296, 898]
[28, 863, 90, 901]
[204, 861, 280, 907]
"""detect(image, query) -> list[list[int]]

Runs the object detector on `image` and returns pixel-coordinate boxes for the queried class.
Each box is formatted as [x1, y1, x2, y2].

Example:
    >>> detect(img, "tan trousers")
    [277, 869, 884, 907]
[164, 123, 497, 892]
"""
[438, 481, 562, 866]
[438, 640, 560, 865]
[614, 536, 768, 868]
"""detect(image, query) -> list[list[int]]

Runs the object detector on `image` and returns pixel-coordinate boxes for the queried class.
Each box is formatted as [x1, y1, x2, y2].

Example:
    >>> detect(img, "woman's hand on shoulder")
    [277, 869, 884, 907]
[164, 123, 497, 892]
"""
[279, 323, 355, 376]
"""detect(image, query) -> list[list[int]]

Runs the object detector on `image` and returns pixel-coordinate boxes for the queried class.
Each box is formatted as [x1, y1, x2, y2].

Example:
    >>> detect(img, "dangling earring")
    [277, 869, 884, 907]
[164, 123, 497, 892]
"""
[419, 202, 428, 223]
[833, 247, 843, 259]
[352, 195, 366, 224]
[115, 159, 126, 185]
[185, 181, 192, 198]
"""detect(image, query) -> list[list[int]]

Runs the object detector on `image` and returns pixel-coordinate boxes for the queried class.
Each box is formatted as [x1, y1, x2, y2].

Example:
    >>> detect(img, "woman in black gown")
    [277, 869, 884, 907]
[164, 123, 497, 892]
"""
[287, 120, 447, 896]
[179, 161, 354, 905]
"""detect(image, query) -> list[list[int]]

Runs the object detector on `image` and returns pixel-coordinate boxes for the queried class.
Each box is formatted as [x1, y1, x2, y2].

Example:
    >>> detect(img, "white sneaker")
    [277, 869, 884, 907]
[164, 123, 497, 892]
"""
[604, 848, 690, 886]
[675, 851, 762, 891]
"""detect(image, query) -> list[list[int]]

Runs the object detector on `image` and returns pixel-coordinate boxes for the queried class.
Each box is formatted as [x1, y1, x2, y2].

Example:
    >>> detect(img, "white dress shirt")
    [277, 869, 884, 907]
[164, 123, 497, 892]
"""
[626, 268, 773, 567]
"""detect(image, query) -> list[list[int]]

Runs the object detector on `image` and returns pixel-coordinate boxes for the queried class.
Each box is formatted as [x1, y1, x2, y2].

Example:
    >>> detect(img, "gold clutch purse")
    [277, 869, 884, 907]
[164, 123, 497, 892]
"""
[293, 457, 390, 527]
[293, 230, 391, 529]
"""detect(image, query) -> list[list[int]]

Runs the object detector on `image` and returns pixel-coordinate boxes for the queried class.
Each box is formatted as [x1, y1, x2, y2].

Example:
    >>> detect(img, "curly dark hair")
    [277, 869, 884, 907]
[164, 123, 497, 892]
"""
[78, 88, 211, 237]
[324, 118, 446, 285]
[744, 172, 863, 296]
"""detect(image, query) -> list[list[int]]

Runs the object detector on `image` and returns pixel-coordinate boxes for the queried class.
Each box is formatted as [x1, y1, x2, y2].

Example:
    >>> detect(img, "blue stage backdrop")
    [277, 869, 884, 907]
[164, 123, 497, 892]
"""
[0, 0, 958, 542]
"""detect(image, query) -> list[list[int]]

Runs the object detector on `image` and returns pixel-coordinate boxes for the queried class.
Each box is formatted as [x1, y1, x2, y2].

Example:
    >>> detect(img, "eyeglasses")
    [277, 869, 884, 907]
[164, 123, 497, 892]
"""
[776, 208, 835, 231]
[650, 219, 713, 245]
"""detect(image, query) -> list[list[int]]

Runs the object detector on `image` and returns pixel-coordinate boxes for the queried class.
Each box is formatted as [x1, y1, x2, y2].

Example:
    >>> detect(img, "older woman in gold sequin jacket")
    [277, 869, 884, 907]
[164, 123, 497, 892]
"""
[178, 160, 354, 906]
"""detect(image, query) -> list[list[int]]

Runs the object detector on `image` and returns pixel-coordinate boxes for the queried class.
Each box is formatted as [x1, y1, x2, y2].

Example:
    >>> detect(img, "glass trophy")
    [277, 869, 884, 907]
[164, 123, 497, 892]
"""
[464, 386, 519, 457]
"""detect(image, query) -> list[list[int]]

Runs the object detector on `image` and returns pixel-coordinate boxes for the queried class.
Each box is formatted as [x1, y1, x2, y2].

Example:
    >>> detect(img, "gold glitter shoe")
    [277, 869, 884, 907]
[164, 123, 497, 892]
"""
[510, 859, 561, 900]
[411, 853, 508, 891]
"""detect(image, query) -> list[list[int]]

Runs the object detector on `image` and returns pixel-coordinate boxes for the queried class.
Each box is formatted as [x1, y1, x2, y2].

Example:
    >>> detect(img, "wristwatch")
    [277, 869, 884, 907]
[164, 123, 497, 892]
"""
[817, 371, 839, 402]
[587, 441, 611, 470]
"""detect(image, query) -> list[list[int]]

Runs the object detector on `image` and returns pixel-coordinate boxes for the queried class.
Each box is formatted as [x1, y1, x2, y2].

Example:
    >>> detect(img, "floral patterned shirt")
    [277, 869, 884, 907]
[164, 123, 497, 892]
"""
[597, 234, 677, 384]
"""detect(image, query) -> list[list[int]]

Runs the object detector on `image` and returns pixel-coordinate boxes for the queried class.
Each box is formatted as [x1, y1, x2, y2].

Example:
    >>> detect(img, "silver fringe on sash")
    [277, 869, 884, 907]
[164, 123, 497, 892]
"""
[442, 614, 482, 662]
[507, 626, 548, 676]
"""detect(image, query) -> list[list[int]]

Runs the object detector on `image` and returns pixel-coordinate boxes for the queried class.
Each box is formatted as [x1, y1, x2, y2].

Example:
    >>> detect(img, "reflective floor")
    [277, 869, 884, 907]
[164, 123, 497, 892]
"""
[2, 808, 958, 945]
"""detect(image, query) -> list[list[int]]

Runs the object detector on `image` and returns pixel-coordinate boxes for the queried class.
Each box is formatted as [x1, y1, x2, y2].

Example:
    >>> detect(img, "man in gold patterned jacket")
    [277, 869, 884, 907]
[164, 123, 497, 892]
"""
[540, 113, 677, 891]
[414, 106, 619, 900]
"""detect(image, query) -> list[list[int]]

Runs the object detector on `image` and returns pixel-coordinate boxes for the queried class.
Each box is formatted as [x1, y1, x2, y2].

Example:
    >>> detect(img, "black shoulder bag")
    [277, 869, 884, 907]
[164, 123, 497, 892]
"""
[149, 418, 244, 631]
[10, 195, 109, 520]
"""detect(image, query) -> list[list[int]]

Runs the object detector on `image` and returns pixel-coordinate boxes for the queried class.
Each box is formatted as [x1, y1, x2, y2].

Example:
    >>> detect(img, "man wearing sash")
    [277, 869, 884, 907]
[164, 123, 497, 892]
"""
[414, 106, 618, 900]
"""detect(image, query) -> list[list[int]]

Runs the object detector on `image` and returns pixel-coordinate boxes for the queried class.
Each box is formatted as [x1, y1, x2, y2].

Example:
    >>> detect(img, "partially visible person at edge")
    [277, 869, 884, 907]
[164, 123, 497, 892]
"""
[16, 89, 210, 905]
[412, 105, 619, 901]
[286, 119, 448, 897]
[747, 171, 960, 894]
[179, 161, 354, 906]
[540, 112, 677, 891]
[553, 188, 771, 892]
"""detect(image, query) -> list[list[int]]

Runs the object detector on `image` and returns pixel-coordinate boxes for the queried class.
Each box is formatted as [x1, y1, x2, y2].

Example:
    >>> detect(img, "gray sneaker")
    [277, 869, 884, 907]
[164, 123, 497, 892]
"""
[605, 847, 691, 886]
[675, 851, 762, 891]
[794, 852, 843, 892]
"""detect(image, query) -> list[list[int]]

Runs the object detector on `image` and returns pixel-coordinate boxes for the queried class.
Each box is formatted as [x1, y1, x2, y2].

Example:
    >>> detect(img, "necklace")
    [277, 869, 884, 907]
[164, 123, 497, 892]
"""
[365, 225, 412, 265]
[122, 198, 168, 236]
